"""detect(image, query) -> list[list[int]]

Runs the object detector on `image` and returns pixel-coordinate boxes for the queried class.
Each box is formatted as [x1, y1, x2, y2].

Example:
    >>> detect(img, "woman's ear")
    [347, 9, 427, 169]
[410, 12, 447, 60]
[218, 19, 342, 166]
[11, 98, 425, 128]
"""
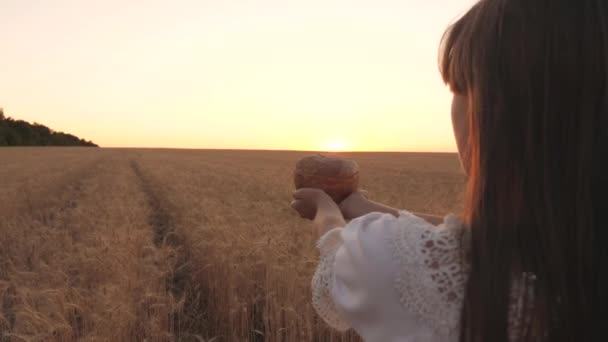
[451, 94, 470, 176]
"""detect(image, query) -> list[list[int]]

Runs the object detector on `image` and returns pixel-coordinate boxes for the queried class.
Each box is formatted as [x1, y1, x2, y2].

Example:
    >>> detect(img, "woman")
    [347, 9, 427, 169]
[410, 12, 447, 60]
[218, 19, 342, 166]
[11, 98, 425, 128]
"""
[291, 0, 608, 341]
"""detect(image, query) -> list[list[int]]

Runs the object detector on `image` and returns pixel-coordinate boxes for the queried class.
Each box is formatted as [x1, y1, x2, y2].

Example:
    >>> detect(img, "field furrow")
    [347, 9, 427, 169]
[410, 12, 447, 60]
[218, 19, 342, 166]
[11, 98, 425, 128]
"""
[130, 159, 209, 341]
[1, 150, 178, 341]
[134, 151, 366, 342]
[0, 148, 108, 220]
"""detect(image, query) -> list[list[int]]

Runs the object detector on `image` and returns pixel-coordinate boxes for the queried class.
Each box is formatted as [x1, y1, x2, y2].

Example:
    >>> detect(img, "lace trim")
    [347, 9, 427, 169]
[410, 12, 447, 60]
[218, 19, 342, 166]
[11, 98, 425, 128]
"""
[391, 212, 535, 341]
[390, 212, 468, 341]
[311, 228, 350, 331]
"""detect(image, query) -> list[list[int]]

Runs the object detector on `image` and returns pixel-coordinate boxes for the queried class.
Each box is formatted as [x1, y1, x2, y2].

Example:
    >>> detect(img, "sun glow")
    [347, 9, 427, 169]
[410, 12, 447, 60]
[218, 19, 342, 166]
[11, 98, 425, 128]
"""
[320, 139, 350, 152]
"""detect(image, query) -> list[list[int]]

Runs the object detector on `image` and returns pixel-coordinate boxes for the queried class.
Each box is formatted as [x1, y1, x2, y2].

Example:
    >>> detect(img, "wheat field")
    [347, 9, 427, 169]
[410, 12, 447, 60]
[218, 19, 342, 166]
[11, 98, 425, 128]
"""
[0, 148, 465, 342]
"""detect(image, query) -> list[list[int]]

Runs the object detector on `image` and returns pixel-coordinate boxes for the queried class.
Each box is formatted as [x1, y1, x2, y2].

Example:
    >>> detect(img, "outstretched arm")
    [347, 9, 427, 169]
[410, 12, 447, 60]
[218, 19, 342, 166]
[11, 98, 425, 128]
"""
[339, 191, 444, 226]
[314, 199, 347, 237]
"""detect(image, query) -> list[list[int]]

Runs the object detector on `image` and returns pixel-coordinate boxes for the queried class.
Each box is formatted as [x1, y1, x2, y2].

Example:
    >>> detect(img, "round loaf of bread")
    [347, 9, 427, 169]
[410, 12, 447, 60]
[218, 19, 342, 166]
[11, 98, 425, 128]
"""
[294, 154, 359, 203]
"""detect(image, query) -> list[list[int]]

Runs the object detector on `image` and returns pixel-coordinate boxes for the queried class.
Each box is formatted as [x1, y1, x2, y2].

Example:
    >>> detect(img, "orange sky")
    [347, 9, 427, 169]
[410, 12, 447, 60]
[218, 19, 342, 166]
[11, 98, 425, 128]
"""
[0, 0, 474, 151]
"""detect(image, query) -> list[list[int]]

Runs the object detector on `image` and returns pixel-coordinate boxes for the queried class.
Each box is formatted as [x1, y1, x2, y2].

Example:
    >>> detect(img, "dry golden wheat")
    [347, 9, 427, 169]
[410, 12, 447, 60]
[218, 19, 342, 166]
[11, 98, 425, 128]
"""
[0, 148, 465, 342]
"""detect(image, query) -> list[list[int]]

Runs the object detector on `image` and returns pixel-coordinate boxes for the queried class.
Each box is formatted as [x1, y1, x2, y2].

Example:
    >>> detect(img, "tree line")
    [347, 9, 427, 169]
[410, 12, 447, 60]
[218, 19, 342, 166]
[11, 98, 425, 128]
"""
[0, 108, 98, 147]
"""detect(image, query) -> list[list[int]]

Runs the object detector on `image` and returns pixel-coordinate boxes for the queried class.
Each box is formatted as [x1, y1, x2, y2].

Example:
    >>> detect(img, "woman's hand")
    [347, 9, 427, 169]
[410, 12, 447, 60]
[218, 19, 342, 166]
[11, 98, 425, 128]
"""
[291, 188, 346, 237]
[290, 188, 322, 220]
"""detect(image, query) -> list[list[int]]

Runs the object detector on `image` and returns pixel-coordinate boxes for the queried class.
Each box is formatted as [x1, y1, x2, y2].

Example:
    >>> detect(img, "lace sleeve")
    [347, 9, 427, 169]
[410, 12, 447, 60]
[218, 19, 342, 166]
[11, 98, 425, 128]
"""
[391, 212, 468, 341]
[311, 212, 469, 341]
[311, 227, 350, 331]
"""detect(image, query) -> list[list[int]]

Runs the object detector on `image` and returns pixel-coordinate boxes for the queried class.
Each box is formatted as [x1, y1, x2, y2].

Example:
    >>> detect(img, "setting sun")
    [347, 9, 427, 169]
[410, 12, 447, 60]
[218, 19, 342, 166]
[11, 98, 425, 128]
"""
[320, 139, 351, 152]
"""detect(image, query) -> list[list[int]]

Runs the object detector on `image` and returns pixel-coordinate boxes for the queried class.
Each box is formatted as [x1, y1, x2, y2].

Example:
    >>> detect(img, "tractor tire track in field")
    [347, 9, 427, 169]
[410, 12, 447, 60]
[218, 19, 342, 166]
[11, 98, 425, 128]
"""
[1, 157, 104, 340]
[129, 159, 205, 340]
[130, 160, 177, 248]
[17, 156, 105, 225]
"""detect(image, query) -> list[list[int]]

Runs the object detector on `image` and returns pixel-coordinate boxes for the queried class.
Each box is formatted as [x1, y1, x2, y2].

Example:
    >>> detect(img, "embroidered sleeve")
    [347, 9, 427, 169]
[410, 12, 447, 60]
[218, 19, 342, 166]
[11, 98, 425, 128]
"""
[311, 227, 350, 331]
[391, 212, 468, 341]
[310, 211, 469, 340]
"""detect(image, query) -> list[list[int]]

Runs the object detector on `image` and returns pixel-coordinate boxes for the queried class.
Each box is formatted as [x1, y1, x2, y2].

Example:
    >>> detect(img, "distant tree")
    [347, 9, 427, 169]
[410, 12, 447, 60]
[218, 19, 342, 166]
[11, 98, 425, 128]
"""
[0, 108, 98, 147]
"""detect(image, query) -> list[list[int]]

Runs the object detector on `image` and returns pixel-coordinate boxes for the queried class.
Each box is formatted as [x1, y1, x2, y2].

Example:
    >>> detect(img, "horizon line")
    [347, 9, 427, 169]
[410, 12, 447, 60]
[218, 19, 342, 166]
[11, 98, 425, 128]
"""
[94, 146, 459, 154]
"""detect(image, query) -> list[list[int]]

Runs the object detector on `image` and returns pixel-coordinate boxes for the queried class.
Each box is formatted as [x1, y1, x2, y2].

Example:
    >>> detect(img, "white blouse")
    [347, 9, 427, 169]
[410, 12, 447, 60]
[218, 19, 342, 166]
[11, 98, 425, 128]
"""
[311, 211, 469, 342]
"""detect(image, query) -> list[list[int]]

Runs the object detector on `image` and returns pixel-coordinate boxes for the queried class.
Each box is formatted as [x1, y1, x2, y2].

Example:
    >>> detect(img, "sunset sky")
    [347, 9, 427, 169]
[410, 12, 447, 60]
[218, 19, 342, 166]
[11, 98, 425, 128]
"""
[1, 0, 474, 151]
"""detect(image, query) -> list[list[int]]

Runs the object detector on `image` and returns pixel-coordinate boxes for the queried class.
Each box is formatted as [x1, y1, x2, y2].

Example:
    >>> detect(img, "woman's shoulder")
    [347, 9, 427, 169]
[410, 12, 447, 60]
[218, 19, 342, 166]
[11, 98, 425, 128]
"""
[326, 211, 468, 269]
[330, 211, 465, 245]
[333, 211, 469, 339]
[333, 211, 467, 263]
[390, 211, 469, 270]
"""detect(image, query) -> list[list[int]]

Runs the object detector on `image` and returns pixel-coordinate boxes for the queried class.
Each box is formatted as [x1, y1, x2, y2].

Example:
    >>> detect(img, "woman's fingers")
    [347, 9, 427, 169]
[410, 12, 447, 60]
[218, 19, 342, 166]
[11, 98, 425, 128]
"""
[292, 188, 322, 200]
[291, 199, 316, 220]
[290, 199, 304, 211]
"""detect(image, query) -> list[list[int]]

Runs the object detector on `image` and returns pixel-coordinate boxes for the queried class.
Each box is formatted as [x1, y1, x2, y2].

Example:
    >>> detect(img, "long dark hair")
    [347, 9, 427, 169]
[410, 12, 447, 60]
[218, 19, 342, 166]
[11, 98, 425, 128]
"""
[440, 0, 608, 341]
